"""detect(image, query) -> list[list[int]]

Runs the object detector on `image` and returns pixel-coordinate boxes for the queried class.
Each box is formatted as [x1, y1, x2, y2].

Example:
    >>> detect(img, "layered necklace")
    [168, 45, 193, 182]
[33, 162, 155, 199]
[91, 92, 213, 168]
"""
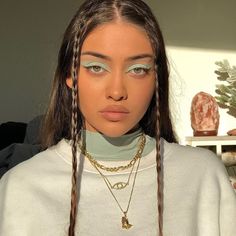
[78, 132, 146, 229]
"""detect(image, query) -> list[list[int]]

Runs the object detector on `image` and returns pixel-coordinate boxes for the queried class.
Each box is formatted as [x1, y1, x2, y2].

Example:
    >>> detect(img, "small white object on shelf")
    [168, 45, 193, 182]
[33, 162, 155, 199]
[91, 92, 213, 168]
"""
[222, 152, 236, 166]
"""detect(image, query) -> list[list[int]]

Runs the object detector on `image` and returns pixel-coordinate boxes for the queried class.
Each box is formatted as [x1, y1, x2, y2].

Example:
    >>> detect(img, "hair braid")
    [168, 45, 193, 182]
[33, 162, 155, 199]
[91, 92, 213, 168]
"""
[142, 12, 165, 234]
[155, 64, 164, 236]
[68, 30, 80, 236]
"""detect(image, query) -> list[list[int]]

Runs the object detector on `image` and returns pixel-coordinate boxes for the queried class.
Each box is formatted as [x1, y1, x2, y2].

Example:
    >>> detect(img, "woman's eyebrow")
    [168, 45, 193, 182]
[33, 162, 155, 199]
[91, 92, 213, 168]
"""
[81, 51, 109, 60]
[81, 51, 154, 61]
[127, 54, 154, 61]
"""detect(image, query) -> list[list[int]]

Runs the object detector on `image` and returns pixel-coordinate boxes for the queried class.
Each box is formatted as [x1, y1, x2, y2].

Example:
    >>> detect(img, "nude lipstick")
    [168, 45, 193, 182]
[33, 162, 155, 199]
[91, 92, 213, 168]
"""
[99, 105, 129, 121]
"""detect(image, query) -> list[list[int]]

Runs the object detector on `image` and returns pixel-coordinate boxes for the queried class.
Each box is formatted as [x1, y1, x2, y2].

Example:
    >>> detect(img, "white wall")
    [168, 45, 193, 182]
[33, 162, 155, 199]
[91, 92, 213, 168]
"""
[145, 0, 236, 142]
[147, 0, 236, 51]
[167, 47, 236, 143]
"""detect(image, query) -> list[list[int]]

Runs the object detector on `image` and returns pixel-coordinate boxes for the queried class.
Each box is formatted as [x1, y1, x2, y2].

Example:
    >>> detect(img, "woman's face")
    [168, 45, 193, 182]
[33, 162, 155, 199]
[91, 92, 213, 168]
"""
[67, 21, 155, 137]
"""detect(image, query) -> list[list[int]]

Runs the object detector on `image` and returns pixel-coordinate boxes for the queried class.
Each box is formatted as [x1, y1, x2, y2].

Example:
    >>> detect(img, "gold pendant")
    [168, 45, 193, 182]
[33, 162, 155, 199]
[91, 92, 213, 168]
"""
[112, 182, 129, 190]
[121, 215, 132, 229]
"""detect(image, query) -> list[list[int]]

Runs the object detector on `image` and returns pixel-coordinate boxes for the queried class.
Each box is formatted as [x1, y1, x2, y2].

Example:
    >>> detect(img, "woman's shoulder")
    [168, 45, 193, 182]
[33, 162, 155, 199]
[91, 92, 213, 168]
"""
[163, 140, 235, 194]
[163, 139, 226, 172]
[0, 139, 70, 183]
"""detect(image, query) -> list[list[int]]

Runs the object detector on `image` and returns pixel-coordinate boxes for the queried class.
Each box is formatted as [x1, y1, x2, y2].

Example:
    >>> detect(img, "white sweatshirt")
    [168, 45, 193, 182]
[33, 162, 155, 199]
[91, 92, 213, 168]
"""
[0, 138, 236, 236]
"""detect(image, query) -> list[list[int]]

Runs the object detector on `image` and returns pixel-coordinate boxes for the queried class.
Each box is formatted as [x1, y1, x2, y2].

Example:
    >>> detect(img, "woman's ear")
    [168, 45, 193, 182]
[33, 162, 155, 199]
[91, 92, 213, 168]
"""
[66, 78, 73, 89]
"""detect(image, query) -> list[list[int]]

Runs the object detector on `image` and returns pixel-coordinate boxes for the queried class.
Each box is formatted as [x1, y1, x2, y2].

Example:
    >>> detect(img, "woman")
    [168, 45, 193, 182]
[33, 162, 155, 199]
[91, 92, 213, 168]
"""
[0, 0, 236, 235]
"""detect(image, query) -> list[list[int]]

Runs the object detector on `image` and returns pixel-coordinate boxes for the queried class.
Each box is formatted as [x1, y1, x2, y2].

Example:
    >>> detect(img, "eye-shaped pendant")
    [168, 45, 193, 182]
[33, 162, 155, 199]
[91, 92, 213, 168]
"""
[112, 182, 129, 190]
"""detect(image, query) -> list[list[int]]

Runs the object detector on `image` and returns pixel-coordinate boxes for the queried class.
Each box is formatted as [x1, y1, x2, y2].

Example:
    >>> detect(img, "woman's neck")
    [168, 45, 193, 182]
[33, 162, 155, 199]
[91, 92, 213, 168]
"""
[80, 129, 155, 161]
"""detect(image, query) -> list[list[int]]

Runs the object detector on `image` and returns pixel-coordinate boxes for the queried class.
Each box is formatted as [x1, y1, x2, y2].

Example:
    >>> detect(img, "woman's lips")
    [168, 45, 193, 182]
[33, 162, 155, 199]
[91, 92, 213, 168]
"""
[99, 105, 129, 121]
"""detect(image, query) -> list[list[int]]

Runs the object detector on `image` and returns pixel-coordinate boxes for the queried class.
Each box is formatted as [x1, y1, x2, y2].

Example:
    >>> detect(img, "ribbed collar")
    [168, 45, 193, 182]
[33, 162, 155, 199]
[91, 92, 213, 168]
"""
[78, 129, 156, 161]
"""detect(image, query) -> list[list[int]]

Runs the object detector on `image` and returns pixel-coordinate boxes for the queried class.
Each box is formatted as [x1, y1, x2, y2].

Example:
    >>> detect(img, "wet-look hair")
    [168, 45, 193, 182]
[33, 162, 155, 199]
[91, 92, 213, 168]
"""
[40, 0, 177, 235]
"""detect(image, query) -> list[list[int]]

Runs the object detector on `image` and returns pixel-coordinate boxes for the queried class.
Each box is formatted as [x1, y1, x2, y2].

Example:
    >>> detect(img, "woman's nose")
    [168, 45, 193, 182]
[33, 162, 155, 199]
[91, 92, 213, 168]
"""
[105, 72, 128, 101]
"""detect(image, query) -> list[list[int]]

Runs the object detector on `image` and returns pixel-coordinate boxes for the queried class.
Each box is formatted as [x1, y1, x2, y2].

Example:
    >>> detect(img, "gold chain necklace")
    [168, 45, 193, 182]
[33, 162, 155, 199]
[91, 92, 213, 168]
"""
[78, 133, 146, 172]
[94, 157, 137, 190]
[80, 133, 146, 229]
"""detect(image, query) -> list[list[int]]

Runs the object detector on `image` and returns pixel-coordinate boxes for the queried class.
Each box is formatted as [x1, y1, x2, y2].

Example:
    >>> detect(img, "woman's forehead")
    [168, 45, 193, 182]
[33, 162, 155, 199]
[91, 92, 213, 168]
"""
[81, 21, 153, 58]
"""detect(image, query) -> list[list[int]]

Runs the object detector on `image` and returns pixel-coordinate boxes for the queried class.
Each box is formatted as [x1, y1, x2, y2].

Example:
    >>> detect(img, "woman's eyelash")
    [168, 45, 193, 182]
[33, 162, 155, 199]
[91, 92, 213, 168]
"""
[81, 61, 109, 73]
[127, 64, 152, 75]
[81, 62, 152, 75]
[131, 67, 150, 72]
[86, 65, 104, 73]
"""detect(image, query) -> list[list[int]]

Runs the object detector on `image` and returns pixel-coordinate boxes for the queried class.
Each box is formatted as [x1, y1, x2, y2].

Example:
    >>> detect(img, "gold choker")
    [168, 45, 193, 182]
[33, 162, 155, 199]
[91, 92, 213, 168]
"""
[78, 133, 146, 172]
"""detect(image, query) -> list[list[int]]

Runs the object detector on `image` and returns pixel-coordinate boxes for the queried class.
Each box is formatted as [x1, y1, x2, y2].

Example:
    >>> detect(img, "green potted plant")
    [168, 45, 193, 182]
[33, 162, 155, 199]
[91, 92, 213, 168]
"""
[215, 59, 236, 135]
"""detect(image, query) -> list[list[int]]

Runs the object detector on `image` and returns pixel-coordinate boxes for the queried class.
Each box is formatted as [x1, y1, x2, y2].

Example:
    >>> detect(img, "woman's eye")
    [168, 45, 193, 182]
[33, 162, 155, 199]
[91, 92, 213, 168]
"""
[127, 64, 152, 76]
[129, 67, 150, 76]
[131, 67, 148, 75]
[81, 61, 109, 74]
[88, 65, 104, 73]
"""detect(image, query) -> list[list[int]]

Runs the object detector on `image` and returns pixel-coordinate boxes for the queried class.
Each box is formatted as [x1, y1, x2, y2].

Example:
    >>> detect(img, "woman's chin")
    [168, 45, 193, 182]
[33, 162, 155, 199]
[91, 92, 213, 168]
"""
[85, 125, 138, 137]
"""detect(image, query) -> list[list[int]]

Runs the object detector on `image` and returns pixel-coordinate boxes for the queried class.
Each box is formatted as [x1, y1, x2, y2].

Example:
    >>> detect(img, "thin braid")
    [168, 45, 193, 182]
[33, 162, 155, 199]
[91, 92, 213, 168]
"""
[155, 64, 164, 236]
[68, 31, 80, 236]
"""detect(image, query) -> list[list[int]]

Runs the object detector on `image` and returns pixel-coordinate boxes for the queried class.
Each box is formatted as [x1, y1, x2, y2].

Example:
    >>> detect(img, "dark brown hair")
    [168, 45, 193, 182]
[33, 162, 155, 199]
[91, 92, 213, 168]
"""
[40, 0, 177, 235]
